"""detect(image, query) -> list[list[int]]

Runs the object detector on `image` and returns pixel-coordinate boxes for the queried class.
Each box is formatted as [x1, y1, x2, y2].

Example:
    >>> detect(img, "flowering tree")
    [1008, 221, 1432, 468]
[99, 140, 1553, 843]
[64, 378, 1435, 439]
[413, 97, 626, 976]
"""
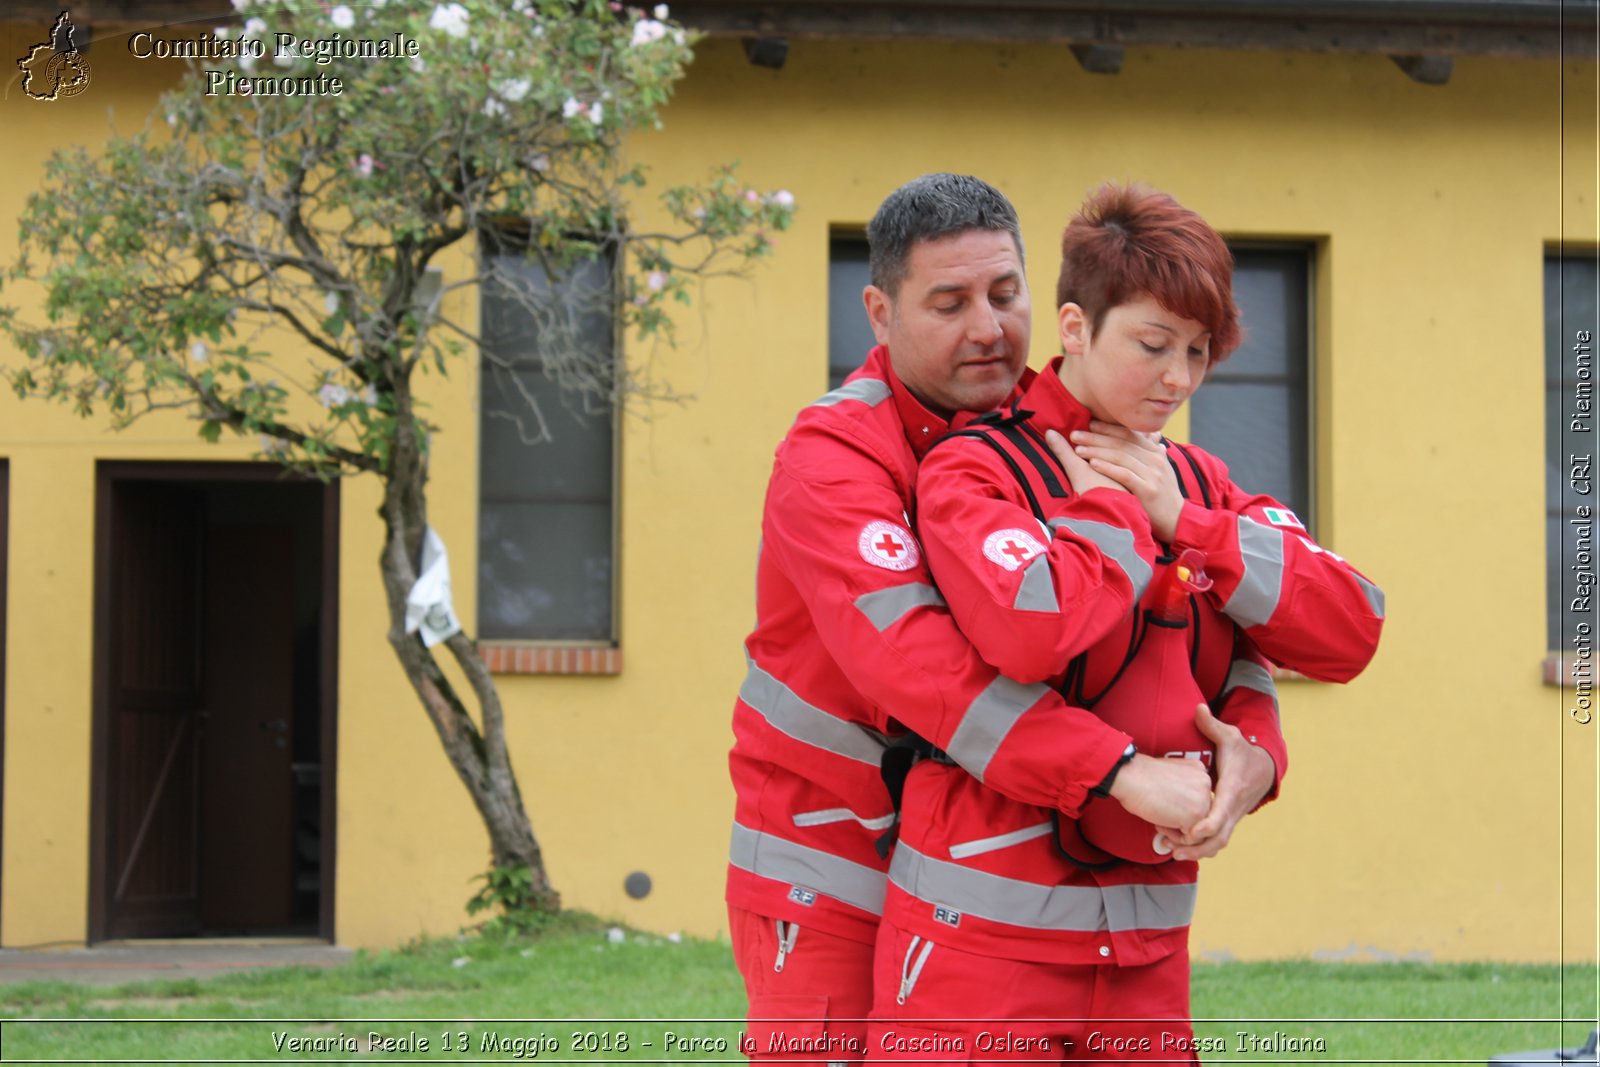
[1, 0, 792, 919]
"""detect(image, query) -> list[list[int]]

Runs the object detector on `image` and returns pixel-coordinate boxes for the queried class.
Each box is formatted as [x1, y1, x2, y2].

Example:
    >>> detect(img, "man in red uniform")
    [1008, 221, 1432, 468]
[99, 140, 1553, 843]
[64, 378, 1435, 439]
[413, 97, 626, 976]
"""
[863, 184, 1385, 1063]
[727, 175, 1261, 1065]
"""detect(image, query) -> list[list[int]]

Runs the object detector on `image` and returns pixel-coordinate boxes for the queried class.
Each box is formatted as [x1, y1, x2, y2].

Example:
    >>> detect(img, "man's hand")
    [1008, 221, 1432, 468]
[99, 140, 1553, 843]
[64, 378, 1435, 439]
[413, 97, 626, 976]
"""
[1107, 751, 1213, 835]
[1066, 421, 1185, 541]
[1045, 428, 1126, 496]
[1158, 703, 1278, 861]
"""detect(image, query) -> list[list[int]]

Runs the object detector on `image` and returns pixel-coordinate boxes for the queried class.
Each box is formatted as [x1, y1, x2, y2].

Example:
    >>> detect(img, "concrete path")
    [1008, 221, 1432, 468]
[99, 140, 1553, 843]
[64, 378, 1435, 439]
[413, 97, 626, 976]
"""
[0, 942, 355, 987]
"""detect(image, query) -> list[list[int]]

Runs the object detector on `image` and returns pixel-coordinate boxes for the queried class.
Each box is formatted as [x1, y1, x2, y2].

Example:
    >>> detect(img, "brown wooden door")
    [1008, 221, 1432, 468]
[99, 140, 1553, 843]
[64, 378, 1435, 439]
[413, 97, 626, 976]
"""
[199, 523, 296, 931]
[105, 483, 205, 938]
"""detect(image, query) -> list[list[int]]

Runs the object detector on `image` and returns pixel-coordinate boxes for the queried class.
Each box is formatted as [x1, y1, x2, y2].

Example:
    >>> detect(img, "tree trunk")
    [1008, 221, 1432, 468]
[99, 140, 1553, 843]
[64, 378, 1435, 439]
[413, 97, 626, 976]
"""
[374, 404, 560, 913]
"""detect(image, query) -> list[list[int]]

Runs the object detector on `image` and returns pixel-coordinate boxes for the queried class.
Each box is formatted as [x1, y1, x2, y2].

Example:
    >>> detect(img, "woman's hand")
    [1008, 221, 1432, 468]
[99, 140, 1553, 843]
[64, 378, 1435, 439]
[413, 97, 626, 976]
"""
[1044, 428, 1126, 496]
[1157, 703, 1278, 861]
[1067, 421, 1185, 541]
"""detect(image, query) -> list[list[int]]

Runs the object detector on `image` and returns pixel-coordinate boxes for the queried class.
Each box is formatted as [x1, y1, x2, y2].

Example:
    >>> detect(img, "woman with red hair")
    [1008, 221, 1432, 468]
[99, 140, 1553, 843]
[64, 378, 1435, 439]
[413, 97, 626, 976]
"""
[863, 185, 1386, 1063]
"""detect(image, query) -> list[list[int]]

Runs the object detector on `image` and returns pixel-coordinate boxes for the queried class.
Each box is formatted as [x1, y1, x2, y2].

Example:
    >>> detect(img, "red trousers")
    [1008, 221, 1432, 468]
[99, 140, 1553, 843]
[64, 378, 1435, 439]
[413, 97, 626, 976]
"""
[729, 904, 875, 1065]
[864, 919, 1202, 1065]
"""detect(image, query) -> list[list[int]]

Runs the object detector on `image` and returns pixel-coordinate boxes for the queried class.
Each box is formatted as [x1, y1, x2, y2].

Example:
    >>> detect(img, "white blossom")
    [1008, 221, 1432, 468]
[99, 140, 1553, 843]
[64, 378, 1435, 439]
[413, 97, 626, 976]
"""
[213, 26, 230, 37]
[190, 341, 209, 363]
[483, 97, 507, 118]
[770, 189, 795, 208]
[324, 291, 340, 314]
[631, 17, 667, 47]
[231, 0, 251, 10]
[428, 2, 470, 39]
[666, 930, 682, 943]
[354, 153, 374, 178]
[646, 270, 667, 291]
[409, 55, 426, 73]
[451, 956, 471, 968]
[496, 77, 531, 102]
[606, 927, 625, 944]
[318, 383, 351, 408]
[242, 17, 267, 37]
[562, 96, 583, 120]
[527, 152, 550, 172]
[329, 5, 355, 29]
[587, 101, 604, 124]
[362, 385, 378, 406]
[239, 50, 257, 72]
[654, 3, 669, 18]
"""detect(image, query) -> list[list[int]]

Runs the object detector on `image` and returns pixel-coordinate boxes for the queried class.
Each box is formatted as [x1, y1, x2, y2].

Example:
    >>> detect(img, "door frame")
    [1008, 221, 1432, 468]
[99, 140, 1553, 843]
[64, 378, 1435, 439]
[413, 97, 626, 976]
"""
[88, 461, 340, 942]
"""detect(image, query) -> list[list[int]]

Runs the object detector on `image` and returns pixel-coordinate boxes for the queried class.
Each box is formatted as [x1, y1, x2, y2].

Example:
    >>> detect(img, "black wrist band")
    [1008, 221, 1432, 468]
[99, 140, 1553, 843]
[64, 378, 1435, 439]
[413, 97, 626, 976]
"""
[1091, 742, 1137, 798]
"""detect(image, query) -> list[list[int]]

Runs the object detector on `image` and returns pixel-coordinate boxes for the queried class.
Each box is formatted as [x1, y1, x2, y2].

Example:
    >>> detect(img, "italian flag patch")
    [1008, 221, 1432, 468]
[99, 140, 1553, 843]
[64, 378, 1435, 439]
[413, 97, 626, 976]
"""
[1262, 507, 1305, 530]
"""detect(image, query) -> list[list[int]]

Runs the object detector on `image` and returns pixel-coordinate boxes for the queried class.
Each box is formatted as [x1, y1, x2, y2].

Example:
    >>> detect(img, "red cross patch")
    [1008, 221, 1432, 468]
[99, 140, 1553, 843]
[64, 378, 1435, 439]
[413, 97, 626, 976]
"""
[858, 520, 920, 572]
[982, 528, 1047, 572]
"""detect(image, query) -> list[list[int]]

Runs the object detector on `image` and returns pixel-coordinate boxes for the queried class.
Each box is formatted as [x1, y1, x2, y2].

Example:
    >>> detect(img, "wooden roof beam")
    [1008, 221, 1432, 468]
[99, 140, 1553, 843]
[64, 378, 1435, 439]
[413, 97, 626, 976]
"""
[667, 3, 1596, 60]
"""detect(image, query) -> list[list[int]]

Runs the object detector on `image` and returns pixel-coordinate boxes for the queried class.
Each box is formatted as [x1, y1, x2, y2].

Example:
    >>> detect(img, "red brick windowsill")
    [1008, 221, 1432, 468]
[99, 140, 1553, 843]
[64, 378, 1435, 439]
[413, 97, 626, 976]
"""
[480, 643, 622, 676]
[1543, 653, 1593, 687]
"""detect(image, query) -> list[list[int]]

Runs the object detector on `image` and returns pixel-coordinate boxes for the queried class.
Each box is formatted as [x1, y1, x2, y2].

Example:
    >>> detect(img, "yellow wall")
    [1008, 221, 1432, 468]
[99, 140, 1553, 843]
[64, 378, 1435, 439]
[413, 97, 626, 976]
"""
[1, 24, 1595, 962]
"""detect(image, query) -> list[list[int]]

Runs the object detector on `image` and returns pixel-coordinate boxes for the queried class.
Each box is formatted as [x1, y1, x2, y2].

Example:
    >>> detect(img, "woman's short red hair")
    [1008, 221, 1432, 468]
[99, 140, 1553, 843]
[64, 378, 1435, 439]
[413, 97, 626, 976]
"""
[1056, 183, 1241, 364]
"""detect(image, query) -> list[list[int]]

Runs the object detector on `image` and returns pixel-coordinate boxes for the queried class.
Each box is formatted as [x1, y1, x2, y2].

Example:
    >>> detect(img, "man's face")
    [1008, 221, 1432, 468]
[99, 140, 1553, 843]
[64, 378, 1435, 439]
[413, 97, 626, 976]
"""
[863, 229, 1031, 418]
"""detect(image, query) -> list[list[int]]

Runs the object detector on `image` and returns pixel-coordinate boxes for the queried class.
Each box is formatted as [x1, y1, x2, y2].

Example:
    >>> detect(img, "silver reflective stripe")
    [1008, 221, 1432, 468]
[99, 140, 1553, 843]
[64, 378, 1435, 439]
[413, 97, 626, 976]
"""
[888, 842, 1197, 933]
[812, 378, 892, 408]
[1224, 516, 1285, 628]
[1048, 517, 1153, 602]
[729, 822, 887, 916]
[739, 662, 886, 766]
[855, 583, 946, 632]
[943, 676, 1049, 781]
[1356, 573, 1387, 619]
[792, 807, 897, 831]
[1222, 659, 1279, 721]
[1013, 555, 1059, 612]
[947, 821, 1054, 860]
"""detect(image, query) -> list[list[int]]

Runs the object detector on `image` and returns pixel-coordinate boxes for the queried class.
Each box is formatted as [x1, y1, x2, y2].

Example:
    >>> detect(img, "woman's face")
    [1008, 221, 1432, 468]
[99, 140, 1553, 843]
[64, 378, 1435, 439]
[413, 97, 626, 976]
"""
[1056, 293, 1211, 433]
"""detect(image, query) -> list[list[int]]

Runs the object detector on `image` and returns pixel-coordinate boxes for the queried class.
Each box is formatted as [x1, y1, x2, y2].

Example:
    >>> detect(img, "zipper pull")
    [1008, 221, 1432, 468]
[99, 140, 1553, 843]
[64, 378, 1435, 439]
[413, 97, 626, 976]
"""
[773, 920, 798, 973]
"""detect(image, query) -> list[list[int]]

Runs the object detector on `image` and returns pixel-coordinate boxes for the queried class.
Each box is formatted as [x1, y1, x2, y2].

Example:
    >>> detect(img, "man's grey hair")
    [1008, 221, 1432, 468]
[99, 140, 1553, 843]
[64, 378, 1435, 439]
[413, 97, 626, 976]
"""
[866, 173, 1024, 297]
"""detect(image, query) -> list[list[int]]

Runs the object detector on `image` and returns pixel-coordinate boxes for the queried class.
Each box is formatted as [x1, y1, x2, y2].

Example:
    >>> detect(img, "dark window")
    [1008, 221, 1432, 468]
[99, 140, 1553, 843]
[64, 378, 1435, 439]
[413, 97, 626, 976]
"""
[1545, 254, 1598, 650]
[829, 234, 875, 390]
[478, 251, 616, 642]
[1190, 245, 1314, 531]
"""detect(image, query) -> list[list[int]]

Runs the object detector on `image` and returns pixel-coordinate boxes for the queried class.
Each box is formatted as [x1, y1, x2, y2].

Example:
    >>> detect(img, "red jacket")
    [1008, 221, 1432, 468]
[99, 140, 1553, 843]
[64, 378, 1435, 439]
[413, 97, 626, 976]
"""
[885, 359, 1384, 965]
[727, 347, 1151, 945]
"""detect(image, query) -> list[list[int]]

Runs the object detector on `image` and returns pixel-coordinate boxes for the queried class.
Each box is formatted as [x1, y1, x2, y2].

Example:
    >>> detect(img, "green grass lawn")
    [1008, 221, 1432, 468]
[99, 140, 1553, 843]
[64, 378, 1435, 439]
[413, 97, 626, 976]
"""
[0, 914, 1594, 1064]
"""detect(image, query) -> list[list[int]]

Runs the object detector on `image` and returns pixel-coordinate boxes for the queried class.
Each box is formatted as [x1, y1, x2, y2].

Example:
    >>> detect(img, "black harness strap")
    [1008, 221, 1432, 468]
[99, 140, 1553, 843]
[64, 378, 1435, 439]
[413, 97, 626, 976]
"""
[997, 422, 1069, 498]
[876, 733, 956, 859]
